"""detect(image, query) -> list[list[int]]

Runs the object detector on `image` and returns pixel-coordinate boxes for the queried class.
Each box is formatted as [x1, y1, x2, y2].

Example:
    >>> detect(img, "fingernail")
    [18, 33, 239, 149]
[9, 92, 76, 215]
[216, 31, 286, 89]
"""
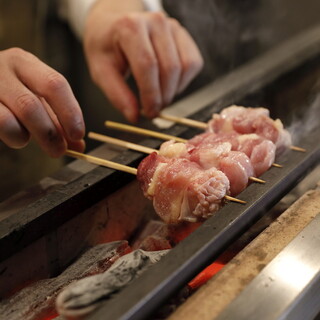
[150, 103, 162, 118]
[124, 108, 138, 123]
[70, 120, 85, 140]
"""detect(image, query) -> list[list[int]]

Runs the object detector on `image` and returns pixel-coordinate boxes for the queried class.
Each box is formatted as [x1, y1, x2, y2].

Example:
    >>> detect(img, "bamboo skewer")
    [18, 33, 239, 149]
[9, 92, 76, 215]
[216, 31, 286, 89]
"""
[105, 121, 187, 143]
[65, 149, 137, 175]
[105, 120, 282, 168]
[249, 177, 266, 184]
[158, 113, 307, 152]
[89, 131, 266, 184]
[65, 149, 246, 205]
[225, 195, 246, 204]
[160, 113, 207, 129]
[289, 145, 307, 152]
[88, 132, 158, 154]
[271, 163, 283, 168]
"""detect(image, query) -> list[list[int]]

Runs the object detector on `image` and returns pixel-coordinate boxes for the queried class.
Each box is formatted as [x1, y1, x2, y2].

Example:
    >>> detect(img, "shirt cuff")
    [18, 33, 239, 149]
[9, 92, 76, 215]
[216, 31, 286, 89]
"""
[58, 0, 98, 40]
[142, 0, 164, 12]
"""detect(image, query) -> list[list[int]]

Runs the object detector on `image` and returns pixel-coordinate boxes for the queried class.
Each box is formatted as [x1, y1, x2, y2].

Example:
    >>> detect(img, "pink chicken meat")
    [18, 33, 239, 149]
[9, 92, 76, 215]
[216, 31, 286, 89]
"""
[137, 152, 230, 224]
[207, 105, 292, 155]
[137, 105, 292, 225]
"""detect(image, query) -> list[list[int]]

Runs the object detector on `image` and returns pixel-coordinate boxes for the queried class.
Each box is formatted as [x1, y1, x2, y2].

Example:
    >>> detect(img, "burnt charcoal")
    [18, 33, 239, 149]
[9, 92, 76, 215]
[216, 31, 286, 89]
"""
[132, 220, 170, 250]
[56, 249, 169, 319]
[138, 235, 172, 251]
[132, 220, 202, 250]
[0, 241, 129, 320]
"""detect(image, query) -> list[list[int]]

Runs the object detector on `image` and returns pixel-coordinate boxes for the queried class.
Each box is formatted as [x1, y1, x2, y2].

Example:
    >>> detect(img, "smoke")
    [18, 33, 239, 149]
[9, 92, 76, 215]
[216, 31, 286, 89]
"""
[289, 91, 320, 144]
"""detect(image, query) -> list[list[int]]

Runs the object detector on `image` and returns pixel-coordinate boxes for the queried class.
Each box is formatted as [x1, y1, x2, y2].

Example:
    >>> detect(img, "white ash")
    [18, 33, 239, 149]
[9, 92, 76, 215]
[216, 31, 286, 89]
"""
[0, 241, 128, 320]
[56, 249, 169, 320]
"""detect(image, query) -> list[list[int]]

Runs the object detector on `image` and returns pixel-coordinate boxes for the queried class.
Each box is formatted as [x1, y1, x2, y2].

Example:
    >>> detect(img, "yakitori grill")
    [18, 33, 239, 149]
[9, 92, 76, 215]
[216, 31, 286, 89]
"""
[1, 25, 320, 320]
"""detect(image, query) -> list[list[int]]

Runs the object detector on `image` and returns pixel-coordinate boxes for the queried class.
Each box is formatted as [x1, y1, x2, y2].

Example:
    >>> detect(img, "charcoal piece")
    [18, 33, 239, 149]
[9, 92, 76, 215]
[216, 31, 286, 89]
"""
[132, 220, 201, 251]
[56, 249, 170, 319]
[132, 220, 172, 251]
[138, 235, 172, 251]
[0, 241, 129, 320]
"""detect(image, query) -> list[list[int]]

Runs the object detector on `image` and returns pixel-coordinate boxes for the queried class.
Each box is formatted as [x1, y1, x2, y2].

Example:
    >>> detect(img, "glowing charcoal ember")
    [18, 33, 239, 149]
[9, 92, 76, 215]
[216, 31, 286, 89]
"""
[132, 220, 203, 251]
[168, 222, 203, 244]
[188, 261, 226, 290]
[136, 235, 172, 251]
[0, 241, 130, 320]
[132, 220, 172, 251]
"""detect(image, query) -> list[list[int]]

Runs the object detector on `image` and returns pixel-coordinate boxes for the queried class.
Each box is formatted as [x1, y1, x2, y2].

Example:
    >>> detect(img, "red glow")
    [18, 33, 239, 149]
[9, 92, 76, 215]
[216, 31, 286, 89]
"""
[41, 314, 58, 320]
[169, 222, 203, 244]
[188, 261, 225, 290]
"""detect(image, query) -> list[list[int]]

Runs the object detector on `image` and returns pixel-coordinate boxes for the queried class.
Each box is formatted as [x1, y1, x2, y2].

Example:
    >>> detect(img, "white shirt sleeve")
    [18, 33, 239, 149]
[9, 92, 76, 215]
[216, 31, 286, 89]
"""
[58, 0, 98, 40]
[58, 0, 164, 40]
[142, 0, 164, 12]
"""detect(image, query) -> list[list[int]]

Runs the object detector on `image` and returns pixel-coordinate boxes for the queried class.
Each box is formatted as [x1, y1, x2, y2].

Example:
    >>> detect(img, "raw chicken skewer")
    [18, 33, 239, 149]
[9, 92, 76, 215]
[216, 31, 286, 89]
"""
[88, 132, 266, 186]
[159, 106, 306, 153]
[137, 152, 240, 223]
[64, 149, 246, 225]
[105, 121, 282, 168]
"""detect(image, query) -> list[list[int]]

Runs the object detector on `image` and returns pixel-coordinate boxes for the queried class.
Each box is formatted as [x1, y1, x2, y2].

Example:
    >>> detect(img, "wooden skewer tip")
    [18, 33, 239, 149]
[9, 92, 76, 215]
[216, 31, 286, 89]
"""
[272, 163, 283, 168]
[249, 177, 266, 184]
[105, 120, 187, 143]
[225, 195, 246, 204]
[65, 149, 137, 175]
[290, 146, 307, 152]
[159, 113, 208, 129]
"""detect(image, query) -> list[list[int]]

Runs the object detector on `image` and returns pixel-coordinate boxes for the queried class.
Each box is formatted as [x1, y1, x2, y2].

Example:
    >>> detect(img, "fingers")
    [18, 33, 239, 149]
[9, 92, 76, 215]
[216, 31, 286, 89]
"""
[13, 49, 85, 142]
[168, 18, 204, 94]
[0, 48, 85, 157]
[116, 14, 163, 119]
[2, 80, 67, 157]
[89, 54, 141, 123]
[112, 13, 204, 119]
[0, 101, 30, 148]
[40, 97, 86, 153]
[148, 13, 181, 107]
[84, 11, 204, 121]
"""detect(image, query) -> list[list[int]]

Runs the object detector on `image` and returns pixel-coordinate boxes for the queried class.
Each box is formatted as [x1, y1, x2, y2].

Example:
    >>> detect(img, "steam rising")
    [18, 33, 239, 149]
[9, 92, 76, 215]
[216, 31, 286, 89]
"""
[289, 92, 320, 144]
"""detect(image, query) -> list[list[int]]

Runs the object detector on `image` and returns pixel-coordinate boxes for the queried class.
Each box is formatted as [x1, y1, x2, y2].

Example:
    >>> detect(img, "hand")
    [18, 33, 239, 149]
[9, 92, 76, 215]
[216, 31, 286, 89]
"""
[83, 0, 204, 122]
[0, 48, 85, 157]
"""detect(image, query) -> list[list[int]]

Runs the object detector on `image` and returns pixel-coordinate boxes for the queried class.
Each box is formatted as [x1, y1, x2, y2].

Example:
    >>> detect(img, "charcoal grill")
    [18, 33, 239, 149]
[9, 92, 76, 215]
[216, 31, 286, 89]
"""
[1, 25, 320, 320]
